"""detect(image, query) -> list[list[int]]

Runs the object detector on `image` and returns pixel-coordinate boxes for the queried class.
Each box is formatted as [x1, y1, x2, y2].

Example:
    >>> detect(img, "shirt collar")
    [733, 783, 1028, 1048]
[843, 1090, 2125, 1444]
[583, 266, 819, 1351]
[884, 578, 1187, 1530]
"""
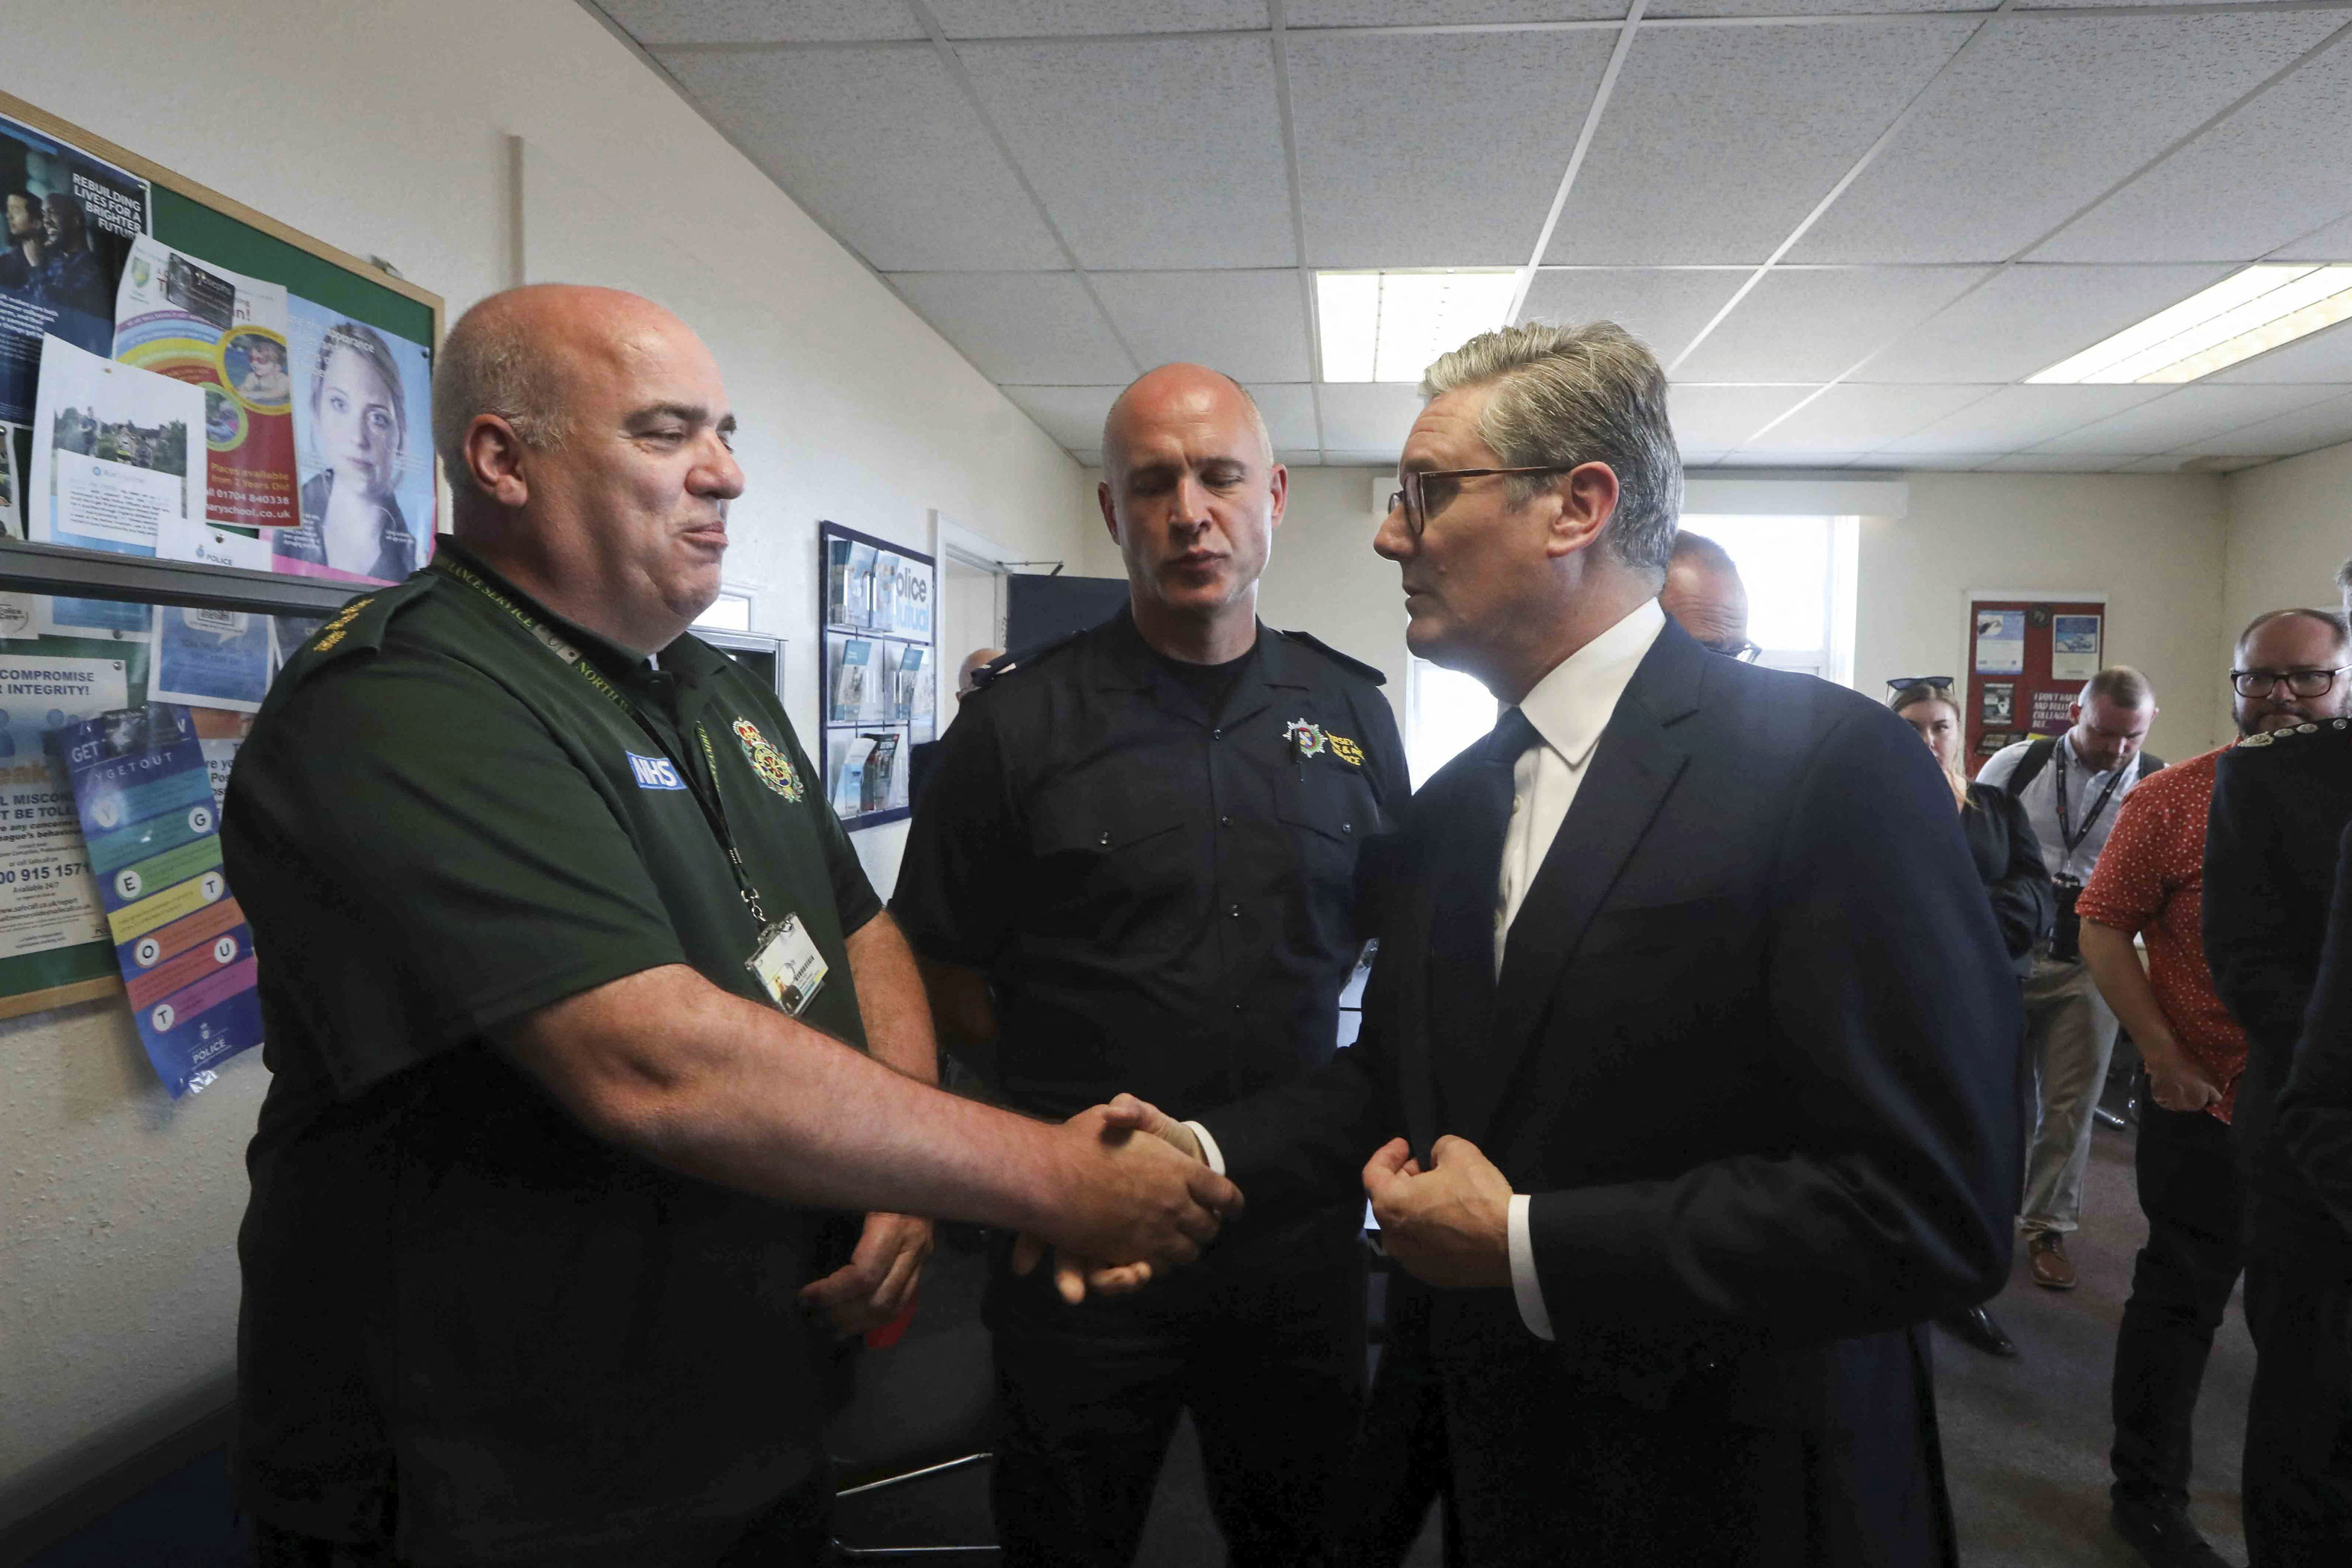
[1512, 597, 1668, 770]
[433, 537, 728, 686]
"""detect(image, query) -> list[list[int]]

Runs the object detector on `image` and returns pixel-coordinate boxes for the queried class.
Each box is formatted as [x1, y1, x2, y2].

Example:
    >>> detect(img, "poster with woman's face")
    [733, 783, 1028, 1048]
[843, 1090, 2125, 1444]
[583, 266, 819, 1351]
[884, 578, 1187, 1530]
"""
[283, 295, 433, 585]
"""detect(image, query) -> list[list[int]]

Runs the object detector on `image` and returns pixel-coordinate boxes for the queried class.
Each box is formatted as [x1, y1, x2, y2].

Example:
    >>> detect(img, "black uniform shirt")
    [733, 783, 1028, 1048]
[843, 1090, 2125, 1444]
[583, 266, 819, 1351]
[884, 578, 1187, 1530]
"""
[2203, 714, 2352, 1263]
[223, 542, 880, 1565]
[892, 608, 1408, 1125]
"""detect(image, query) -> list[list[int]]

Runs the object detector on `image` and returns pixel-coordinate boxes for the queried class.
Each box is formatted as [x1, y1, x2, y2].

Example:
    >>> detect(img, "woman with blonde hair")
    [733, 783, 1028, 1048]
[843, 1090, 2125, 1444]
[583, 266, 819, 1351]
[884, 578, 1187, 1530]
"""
[1890, 678, 2052, 1360]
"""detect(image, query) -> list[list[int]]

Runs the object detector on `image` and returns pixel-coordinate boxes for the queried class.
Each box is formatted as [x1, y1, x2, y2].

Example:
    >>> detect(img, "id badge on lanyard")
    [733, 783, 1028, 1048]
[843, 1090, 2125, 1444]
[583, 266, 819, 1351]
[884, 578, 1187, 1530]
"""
[747, 913, 828, 1016]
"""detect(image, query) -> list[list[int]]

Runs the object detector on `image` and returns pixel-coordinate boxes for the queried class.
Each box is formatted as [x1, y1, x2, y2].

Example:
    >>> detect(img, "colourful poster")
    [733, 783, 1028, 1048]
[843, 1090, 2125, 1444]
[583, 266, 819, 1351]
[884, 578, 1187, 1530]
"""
[1974, 609, 2024, 676]
[0, 652, 127, 962]
[113, 236, 297, 533]
[62, 703, 260, 1096]
[2051, 614, 2102, 681]
[279, 295, 434, 585]
[0, 108, 151, 426]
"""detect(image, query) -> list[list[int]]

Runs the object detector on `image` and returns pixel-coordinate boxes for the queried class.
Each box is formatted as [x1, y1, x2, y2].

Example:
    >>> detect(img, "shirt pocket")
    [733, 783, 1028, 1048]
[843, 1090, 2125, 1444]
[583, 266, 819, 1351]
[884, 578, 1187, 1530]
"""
[1273, 761, 1379, 846]
[1026, 799, 1191, 948]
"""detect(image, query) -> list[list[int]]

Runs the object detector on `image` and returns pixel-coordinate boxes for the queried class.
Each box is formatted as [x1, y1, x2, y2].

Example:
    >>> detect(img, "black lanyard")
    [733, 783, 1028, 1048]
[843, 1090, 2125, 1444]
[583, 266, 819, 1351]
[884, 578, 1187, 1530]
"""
[2050, 740, 2125, 861]
[439, 557, 771, 931]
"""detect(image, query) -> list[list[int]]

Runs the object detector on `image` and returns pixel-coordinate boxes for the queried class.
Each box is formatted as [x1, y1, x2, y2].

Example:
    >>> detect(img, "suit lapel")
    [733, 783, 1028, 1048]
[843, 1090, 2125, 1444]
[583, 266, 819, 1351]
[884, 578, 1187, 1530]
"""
[1446, 627, 1707, 1143]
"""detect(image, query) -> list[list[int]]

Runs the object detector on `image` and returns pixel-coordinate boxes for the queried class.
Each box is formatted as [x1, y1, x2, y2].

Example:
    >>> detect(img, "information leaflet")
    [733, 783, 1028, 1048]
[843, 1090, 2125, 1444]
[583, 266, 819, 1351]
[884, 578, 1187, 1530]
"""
[64, 703, 260, 1095]
[0, 653, 126, 962]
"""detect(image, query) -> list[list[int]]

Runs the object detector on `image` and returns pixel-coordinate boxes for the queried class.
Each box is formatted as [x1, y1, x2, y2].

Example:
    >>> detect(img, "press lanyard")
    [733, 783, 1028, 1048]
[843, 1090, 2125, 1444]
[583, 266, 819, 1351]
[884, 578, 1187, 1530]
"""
[439, 557, 771, 930]
[2050, 739, 2125, 861]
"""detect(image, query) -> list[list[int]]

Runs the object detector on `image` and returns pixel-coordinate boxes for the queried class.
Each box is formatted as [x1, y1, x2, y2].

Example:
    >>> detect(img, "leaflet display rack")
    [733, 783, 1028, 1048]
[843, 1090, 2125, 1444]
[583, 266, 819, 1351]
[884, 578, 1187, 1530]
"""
[817, 520, 936, 832]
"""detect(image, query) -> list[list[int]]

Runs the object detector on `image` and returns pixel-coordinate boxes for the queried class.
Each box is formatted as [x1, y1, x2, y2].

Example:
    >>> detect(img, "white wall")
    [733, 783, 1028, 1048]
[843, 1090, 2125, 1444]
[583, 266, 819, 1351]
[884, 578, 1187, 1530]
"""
[1856, 473, 2234, 759]
[2221, 440, 2352, 655]
[0, 0, 1089, 1534]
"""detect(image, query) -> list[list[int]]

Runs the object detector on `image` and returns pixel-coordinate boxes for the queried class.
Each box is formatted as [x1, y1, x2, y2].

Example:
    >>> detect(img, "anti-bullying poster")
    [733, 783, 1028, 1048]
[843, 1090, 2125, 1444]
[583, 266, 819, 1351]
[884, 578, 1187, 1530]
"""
[63, 702, 259, 1095]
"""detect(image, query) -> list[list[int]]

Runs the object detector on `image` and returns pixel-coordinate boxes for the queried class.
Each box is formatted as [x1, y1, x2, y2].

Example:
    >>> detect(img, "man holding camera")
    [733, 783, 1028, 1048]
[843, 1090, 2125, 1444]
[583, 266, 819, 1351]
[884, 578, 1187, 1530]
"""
[1977, 666, 2163, 1289]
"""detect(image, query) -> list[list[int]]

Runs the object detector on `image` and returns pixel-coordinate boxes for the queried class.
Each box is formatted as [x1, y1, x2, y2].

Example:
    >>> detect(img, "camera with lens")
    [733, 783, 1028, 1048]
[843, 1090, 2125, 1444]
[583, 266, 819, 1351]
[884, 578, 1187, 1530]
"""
[2048, 873, 2084, 963]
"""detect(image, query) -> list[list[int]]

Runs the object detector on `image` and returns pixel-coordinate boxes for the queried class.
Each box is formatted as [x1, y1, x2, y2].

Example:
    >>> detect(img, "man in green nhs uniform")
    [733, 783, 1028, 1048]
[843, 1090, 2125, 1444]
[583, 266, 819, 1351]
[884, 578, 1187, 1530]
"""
[223, 285, 1241, 1568]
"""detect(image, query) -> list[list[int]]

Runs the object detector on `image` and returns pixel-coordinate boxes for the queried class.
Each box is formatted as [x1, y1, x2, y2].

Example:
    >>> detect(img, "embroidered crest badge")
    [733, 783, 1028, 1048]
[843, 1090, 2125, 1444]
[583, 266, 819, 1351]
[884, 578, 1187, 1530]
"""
[733, 717, 805, 800]
[1282, 717, 1328, 760]
[1327, 733, 1364, 767]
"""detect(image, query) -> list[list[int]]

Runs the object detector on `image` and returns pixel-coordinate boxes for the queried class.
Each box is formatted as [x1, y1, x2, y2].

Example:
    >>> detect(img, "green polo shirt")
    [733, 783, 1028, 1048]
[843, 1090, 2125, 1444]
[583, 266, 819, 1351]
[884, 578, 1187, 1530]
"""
[224, 543, 881, 1565]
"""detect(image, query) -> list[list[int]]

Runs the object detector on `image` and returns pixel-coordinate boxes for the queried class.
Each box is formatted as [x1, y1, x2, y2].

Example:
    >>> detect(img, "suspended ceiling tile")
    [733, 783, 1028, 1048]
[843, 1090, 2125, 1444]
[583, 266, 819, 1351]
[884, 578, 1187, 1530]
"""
[606, 0, 923, 44]
[1856, 263, 2233, 383]
[1667, 384, 1820, 448]
[1246, 383, 1323, 449]
[1884, 452, 1999, 470]
[2272, 210, 2352, 262]
[929, 1, 1270, 37]
[1287, 30, 1615, 268]
[1519, 270, 1749, 366]
[1325, 448, 1406, 466]
[1876, 384, 2174, 453]
[1740, 383, 1997, 452]
[1000, 384, 1122, 449]
[1726, 449, 1870, 468]
[1289, 1, 1622, 21]
[1276, 449, 1325, 466]
[2209, 319, 2352, 384]
[1547, 21, 1976, 266]
[959, 37, 1295, 270]
[1653, 0, 1980, 11]
[1317, 384, 1428, 450]
[1791, 14, 2350, 264]
[1673, 266, 1991, 382]
[658, 47, 1063, 270]
[2182, 392, 2352, 456]
[2034, 42, 2352, 263]
[890, 272, 1137, 382]
[2033, 384, 2341, 454]
[1089, 270, 1312, 382]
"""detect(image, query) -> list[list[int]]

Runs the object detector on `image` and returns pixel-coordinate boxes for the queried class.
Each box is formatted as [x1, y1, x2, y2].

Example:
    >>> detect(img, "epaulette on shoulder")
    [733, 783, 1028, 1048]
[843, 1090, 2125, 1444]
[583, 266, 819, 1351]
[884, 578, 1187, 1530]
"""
[968, 630, 1083, 692]
[2235, 717, 2352, 752]
[1277, 628, 1387, 687]
[275, 577, 437, 684]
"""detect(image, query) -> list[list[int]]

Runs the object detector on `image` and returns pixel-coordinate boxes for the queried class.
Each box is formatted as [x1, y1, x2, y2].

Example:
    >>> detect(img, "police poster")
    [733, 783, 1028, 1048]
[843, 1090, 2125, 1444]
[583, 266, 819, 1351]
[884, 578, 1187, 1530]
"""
[0, 107, 151, 426]
[63, 702, 260, 1095]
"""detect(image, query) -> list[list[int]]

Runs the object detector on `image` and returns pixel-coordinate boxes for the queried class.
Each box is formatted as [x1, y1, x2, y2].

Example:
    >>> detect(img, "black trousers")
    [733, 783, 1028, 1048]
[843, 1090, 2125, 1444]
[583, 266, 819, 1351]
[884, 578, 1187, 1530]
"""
[2110, 1103, 2245, 1508]
[2243, 1249, 2352, 1566]
[985, 1207, 1366, 1568]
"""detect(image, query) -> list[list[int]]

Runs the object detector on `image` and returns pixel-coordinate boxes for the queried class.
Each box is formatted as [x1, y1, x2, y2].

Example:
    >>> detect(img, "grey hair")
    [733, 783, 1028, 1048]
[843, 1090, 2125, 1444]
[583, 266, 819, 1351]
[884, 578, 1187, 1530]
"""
[431, 298, 573, 492]
[1419, 320, 1683, 577]
[2336, 555, 2352, 606]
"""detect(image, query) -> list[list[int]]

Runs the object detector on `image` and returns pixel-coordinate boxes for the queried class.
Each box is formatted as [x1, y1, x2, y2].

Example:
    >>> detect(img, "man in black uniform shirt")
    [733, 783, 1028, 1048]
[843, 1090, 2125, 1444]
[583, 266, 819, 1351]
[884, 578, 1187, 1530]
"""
[2203, 583, 2352, 1565]
[893, 363, 1409, 1566]
[223, 286, 1240, 1568]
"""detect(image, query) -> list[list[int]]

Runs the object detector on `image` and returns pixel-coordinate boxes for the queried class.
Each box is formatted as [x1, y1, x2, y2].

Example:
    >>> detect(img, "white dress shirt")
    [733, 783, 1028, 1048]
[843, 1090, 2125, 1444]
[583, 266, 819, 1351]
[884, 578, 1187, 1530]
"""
[1194, 597, 1668, 1343]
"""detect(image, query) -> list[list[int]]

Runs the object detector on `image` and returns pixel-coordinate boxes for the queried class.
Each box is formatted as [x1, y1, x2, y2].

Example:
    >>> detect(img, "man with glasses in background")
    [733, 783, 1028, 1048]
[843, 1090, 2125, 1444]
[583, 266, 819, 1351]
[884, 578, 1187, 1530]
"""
[1978, 667, 2165, 1289]
[2204, 570, 2352, 1564]
[2077, 609, 2350, 1568]
[1661, 528, 1759, 661]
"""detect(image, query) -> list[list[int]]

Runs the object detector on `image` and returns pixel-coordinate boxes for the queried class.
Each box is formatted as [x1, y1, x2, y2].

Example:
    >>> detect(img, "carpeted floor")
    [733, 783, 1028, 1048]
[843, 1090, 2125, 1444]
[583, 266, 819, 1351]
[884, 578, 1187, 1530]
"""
[1130, 1112, 2252, 1567]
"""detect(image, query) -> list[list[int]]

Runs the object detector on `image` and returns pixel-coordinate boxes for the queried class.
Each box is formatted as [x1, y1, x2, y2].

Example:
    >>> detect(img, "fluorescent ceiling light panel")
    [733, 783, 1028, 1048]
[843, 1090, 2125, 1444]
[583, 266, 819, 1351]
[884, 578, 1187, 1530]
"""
[1315, 270, 1520, 383]
[2030, 265, 2352, 386]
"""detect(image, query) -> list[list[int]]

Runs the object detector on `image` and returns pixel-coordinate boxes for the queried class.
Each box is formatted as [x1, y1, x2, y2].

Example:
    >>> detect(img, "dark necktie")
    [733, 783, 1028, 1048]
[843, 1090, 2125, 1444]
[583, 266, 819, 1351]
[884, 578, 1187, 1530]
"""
[1426, 707, 1543, 1093]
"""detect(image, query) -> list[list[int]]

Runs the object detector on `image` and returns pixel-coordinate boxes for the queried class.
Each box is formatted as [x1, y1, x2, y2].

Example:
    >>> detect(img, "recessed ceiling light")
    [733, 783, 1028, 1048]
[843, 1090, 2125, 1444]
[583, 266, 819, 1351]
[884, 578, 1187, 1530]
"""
[2028, 263, 2352, 385]
[1315, 269, 1520, 383]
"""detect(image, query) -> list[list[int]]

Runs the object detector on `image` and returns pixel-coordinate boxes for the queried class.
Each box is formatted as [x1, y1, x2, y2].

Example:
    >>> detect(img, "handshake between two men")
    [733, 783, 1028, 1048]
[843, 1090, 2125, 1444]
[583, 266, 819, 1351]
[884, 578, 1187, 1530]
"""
[1012, 1093, 1516, 1301]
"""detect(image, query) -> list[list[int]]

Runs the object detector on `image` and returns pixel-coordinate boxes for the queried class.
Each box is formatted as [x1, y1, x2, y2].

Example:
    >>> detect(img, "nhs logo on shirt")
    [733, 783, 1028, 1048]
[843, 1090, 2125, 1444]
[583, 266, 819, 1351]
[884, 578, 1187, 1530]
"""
[627, 752, 688, 791]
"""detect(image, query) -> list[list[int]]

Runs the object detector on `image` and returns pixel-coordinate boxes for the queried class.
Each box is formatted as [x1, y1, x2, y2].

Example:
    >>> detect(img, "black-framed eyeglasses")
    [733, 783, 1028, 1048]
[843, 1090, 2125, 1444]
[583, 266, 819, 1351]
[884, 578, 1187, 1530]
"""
[1386, 466, 1579, 540]
[1886, 675, 1955, 692]
[1700, 637, 1763, 662]
[2231, 665, 2352, 698]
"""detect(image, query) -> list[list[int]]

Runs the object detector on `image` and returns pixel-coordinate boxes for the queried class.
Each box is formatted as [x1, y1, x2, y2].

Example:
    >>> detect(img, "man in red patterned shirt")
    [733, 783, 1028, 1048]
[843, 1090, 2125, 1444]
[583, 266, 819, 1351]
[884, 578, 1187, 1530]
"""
[2078, 606, 2352, 1568]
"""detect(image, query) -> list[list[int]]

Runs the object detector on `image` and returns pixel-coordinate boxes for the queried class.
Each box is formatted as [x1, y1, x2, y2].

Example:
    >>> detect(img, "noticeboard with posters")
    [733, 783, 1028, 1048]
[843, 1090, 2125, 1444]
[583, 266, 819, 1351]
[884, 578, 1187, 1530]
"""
[1964, 593, 2107, 763]
[818, 519, 936, 832]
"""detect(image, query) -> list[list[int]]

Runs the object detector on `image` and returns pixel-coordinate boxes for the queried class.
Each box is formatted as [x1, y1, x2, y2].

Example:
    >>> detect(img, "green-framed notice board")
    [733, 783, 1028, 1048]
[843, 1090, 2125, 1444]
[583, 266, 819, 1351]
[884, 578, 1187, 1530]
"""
[0, 88, 441, 1019]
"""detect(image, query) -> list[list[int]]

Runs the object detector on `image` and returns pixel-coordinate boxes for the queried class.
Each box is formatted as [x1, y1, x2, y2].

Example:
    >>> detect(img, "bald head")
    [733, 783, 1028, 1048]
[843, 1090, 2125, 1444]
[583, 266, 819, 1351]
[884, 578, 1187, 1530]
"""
[1661, 531, 1750, 654]
[431, 283, 743, 655]
[956, 645, 1003, 700]
[1101, 364, 1272, 474]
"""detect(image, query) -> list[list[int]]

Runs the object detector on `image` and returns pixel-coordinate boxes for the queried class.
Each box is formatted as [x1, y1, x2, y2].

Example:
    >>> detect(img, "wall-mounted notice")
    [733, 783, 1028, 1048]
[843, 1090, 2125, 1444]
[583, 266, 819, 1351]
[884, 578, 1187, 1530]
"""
[1974, 609, 2024, 675]
[2030, 688, 2076, 735]
[113, 235, 296, 536]
[1980, 682, 2014, 727]
[0, 652, 126, 963]
[0, 420, 18, 538]
[0, 107, 151, 426]
[278, 296, 435, 585]
[63, 702, 260, 1096]
[2051, 613, 2102, 681]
